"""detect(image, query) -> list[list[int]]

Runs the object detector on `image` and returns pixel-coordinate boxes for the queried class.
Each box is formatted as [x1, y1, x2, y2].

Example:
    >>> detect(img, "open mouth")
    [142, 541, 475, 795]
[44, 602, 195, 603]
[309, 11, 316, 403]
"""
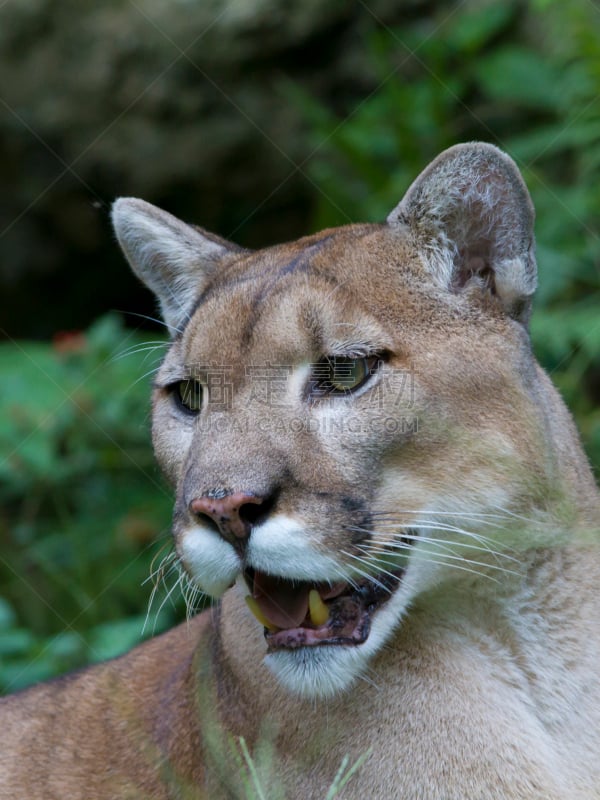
[243, 565, 405, 652]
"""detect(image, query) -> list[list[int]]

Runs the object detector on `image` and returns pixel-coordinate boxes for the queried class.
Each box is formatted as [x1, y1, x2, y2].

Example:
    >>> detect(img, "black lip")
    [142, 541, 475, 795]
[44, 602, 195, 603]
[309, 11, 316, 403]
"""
[245, 530, 417, 650]
[262, 567, 405, 651]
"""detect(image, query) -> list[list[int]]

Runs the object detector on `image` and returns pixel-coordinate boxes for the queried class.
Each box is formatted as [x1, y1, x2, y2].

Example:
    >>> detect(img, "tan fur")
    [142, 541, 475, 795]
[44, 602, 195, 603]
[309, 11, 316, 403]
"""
[2, 143, 599, 799]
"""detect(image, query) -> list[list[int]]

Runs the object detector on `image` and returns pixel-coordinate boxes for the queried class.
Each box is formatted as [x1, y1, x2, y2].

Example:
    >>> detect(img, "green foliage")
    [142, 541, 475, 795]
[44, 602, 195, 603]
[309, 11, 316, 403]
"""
[290, 0, 600, 471]
[0, 315, 180, 693]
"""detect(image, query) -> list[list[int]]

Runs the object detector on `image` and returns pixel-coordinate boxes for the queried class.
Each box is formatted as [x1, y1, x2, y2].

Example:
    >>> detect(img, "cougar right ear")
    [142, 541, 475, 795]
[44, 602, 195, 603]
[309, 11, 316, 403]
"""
[111, 198, 244, 334]
[387, 143, 537, 325]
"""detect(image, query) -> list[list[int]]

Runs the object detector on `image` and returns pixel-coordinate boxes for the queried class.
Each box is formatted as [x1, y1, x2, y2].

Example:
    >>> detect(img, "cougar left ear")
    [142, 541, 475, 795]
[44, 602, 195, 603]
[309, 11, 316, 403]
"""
[111, 198, 245, 334]
[387, 142, 537, 325]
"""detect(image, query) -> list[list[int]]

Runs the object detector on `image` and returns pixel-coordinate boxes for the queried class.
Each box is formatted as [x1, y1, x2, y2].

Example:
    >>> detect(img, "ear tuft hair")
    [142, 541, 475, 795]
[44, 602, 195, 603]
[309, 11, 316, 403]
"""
[387, 143, 537, 324]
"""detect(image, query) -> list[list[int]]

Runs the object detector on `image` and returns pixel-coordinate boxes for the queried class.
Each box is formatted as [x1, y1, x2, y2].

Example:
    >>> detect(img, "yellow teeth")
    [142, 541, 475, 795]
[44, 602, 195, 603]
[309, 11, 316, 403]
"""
[309, 589, 329, 627]
[245, 596, 279, 632]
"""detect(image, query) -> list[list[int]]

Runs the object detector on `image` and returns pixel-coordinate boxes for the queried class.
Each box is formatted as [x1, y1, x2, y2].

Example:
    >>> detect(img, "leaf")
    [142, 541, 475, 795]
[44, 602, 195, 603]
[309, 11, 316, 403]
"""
[88, 616, 149, 662]
[0, 629, 36, 656]
[475, 46, 564, 110]
[0, 598, 17, 630]
[444, 2, 515, 54]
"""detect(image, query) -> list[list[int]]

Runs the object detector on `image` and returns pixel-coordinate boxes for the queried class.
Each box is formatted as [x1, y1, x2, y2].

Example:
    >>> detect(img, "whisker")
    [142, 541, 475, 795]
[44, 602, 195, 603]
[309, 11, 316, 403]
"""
[143, 545, 190, 635]
[408, 526, 521, 566]
[346, 522, 517, 564]
[371, 511, 511, 532]
[360, 540, 520, 577]
[487, 503, 541, 527]
[371, 525, 520, 564]
[340, 552, 400, 592]
[130, 364, 163, 388]
[372, 506, 543, 532]
[182, 577, 207, 621]
[359, 518, 515, 554]
[418, 557, 502, 582]
[143, 564, 175, 634]
[151, 570, 185, 633]
[357, 667, 382, 692]
[370, 509, 510, 520]
[144, 543, 176, 585]
[349, 548, 408, 572]
[370, 534, 519, 568]
[353, 543, 506, 583]
[123, 310, 183, 336]
[111, 340, 169, 361]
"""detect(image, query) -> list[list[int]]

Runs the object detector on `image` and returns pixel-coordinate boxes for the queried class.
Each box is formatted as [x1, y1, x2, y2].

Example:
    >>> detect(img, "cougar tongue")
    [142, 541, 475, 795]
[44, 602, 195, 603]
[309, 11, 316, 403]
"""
[251, 571, 311, 630]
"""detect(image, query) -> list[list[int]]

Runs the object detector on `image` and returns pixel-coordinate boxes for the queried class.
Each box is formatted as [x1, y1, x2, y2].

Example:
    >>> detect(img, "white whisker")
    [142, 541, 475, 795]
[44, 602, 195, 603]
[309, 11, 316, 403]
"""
[151, 571, 185, 633]
[346, 522, 518, 566]
[358, 516, 517, 554]
[359, 540, 520, 578]
[366, 533, 517, 566]
[142, 545, 188, 635]
[371, 513, 510, 534]
[112, 340, 169, 362]
[340, 551, 400, 592]
[487, 503, 541, 526]
[370, 525, 520, 565]
[130, 364, 163, 388]
[182, 577, 207, 620]
[353, 542, 505, 583]
[371, 509, 510, 520]
[124, 310, 183, 336]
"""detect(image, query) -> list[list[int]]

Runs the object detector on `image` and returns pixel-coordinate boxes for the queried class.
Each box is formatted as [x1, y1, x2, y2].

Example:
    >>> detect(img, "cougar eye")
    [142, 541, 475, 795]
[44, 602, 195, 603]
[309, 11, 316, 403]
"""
[174, 379, 203, 413]
[309, 356, 377, 398]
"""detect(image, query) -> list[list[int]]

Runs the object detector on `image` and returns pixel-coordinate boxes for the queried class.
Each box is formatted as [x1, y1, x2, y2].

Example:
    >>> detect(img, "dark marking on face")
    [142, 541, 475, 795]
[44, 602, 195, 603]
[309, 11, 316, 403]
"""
[186, 272, 257, 325]
[239, 235, 337, 348]
[348, 522, 372, 546]
[340, 496, 366, 514]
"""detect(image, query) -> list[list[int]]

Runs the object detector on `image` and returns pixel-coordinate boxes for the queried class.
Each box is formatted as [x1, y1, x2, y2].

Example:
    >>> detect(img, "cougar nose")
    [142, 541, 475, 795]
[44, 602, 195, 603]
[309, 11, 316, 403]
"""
[190, 492, 266, 542]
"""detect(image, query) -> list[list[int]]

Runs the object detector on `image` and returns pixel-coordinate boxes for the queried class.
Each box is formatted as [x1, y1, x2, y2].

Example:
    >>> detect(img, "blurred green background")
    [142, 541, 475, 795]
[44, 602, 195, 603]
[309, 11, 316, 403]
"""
[1, 0, 599, 693]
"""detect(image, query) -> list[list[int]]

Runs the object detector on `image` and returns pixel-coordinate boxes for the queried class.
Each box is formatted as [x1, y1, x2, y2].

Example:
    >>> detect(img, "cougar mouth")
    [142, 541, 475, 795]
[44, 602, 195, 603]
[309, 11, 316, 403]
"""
[243, 565, 405, 652]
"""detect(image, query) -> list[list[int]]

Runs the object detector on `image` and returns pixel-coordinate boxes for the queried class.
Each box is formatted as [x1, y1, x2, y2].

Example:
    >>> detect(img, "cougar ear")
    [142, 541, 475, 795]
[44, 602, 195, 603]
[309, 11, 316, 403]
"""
[111, 198, 244, 334]
[387, 142, 537, 325]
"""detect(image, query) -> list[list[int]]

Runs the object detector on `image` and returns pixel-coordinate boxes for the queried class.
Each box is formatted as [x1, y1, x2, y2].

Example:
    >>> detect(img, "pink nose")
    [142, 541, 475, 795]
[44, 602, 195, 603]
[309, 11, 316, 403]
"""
[189, 492, 265, 541]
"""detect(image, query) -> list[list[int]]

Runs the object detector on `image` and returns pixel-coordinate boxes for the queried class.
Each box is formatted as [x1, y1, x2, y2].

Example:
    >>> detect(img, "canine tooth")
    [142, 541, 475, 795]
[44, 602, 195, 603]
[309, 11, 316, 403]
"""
[309, 589, 329, 626]
[245, 596, 278, 632]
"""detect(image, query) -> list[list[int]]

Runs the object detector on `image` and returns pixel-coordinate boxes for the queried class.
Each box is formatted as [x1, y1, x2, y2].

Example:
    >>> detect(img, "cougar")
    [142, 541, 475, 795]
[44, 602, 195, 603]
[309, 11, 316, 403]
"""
[1, 143, 599, 799]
